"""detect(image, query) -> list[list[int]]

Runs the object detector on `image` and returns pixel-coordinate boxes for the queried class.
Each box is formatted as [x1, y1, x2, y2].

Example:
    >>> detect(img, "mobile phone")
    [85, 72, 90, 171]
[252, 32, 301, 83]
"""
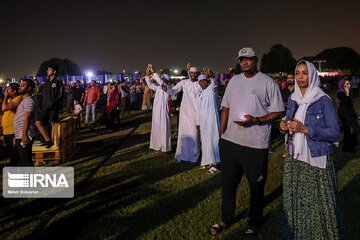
[148, 64, 152, 70]
[203, 67, 209, 72]
[233, 120, 245, 124]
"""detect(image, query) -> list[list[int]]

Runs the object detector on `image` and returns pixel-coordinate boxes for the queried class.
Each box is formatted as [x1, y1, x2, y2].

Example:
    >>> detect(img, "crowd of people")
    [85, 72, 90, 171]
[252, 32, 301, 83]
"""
[1, 46, 360, 239]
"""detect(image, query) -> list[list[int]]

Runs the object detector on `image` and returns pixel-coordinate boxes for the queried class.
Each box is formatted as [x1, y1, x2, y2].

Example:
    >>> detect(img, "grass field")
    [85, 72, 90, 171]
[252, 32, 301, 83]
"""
[0, 93, 359, 240]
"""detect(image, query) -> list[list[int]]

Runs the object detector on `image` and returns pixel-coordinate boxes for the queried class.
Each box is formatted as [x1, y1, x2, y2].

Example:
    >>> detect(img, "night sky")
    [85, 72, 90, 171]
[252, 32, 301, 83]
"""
[1, 0, 359, 79]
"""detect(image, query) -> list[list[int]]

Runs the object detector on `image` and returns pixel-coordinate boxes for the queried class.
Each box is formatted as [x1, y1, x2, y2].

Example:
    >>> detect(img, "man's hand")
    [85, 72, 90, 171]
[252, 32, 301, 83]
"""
[146, 65, 155, 76]
[4, 88, 9, 98]
[235, 115, 255, 126]
[13, 137, 15, 146]
[22, 135, 29, 146]
[187, 63, 191, 71]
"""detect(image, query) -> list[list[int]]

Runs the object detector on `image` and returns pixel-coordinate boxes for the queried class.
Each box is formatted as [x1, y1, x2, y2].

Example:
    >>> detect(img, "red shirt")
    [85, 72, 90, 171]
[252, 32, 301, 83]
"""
[85, 87, 100, 105]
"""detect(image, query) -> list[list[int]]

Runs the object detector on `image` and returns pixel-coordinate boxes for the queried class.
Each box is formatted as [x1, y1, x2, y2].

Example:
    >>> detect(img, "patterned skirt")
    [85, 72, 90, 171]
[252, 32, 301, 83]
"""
[281, 154, 344, 240]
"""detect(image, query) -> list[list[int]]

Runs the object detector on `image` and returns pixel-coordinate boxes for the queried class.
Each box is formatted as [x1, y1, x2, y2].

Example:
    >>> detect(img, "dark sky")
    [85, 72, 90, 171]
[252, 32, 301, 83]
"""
[1, 0, 359, 79]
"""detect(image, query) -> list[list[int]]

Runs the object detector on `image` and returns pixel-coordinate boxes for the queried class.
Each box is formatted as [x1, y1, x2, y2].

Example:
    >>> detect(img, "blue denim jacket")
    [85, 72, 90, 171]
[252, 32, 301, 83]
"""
[286, 95, 340, 157]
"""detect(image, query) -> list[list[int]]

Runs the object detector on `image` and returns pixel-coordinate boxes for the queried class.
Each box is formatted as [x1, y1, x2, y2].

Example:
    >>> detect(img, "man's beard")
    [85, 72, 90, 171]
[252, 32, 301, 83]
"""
[287, 82, 295, 86]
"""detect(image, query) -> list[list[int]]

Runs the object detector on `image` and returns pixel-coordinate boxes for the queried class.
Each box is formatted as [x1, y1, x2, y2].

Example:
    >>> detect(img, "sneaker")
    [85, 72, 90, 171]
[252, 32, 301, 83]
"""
[45, 141, 54, 149]
[207, 167, 219, 174]
[175, 159, 182, 164]
[244, 226, 259, 239]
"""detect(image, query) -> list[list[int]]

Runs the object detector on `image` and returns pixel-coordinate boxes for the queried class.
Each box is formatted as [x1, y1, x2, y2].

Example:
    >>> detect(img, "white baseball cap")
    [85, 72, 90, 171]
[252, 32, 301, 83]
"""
[236, 47, 257, 60]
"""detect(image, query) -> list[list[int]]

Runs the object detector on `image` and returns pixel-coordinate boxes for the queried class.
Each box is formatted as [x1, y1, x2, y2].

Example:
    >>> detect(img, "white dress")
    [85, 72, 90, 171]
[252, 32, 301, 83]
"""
[196, 78, 220, 166]
[145, 74, 171, 152]
[167, 78, 201, 162]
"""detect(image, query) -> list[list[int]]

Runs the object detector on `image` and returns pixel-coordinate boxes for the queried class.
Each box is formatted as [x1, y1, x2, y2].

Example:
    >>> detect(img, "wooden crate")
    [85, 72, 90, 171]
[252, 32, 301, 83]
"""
[32, 117, 78, 165]
[32, 141, 77, 165]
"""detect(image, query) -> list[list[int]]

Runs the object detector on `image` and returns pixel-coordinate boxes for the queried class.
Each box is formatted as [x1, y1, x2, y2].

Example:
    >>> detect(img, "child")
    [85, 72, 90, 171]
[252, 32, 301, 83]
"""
[73, 99, 83, 129]
[196, 74, 221, 173]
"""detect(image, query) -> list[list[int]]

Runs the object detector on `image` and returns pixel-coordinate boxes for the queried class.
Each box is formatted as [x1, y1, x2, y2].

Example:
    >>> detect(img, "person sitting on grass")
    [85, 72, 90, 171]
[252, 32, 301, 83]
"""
[196, 71, 220, 174]
[73, 99, 83, 129]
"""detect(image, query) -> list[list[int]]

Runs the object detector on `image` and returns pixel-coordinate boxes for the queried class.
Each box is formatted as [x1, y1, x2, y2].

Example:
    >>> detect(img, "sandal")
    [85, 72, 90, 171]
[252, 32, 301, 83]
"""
[209, 223, 227, 235]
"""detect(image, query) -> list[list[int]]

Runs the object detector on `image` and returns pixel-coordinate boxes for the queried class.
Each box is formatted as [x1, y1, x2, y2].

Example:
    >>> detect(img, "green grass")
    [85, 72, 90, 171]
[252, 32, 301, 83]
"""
[0, 95, 359, 240]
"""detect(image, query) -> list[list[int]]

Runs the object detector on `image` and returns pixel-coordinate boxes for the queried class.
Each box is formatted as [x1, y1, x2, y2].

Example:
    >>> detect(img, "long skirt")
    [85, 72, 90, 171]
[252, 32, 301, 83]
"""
[282, 154, 343, 240]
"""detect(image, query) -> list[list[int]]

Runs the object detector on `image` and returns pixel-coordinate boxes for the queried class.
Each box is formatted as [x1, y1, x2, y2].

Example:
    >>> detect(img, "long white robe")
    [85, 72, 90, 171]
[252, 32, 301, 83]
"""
[145, 73, 171, 152]
[196, 78, 220, 166]
[167, 78, 201, 162]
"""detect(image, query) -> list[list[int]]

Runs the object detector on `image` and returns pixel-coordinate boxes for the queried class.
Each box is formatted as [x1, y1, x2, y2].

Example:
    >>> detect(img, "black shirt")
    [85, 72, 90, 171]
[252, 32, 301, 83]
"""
[73, 87, 85, 102]
[337, 91, 356, 118]
[281, 87, 294, 105]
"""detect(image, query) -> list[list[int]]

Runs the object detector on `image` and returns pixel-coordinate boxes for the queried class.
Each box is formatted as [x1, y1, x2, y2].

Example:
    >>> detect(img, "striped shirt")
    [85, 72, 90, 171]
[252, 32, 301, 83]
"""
[13, 96, 36, 139]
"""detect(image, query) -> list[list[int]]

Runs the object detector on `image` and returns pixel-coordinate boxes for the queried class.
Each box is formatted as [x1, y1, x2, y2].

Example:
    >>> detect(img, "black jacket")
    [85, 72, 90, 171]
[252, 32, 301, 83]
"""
[40, 77, 64, 110]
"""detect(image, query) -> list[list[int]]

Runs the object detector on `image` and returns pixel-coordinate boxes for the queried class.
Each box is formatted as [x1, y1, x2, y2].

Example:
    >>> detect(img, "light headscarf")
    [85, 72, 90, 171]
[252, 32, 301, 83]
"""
[291, 60, 329, 168]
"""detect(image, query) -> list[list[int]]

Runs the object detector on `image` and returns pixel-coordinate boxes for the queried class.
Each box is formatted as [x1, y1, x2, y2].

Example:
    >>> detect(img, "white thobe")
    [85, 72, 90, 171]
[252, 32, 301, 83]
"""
[167, 78, 201, 162]
[196, 78, 220, 166]
[145, 73, 171, 152]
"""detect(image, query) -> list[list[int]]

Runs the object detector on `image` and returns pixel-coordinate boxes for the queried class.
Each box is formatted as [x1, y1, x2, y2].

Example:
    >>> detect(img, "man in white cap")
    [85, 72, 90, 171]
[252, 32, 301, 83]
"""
[162, 66, 201, 163]
[210, 47, 285, 237]
[145, 66, 172, 154]
[196, 69, 221, 173]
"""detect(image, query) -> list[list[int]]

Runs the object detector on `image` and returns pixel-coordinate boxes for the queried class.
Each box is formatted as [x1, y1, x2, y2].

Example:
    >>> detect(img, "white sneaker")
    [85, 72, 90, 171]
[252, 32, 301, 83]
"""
[207, 167, 219, 174]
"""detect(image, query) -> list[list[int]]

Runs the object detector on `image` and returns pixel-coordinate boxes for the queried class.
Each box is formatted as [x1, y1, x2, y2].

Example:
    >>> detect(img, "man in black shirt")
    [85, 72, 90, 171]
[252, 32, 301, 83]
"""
[73, 81, 85, 103]
[281, 73, 295, 108]
[35, 64, 63, 148]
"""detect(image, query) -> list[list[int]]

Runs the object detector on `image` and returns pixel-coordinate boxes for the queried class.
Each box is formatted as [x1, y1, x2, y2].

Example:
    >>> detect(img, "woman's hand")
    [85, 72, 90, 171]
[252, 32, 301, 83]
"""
[288, 119, 309, 134]
[280, 120, 289, 131]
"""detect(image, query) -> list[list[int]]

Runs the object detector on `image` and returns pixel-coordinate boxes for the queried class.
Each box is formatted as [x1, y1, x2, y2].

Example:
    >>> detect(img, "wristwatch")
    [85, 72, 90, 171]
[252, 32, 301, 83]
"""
[255, 117, 261, 125]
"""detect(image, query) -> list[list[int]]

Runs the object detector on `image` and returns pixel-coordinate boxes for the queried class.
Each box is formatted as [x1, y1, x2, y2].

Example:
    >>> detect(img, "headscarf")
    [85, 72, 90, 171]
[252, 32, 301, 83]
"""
[335, 78, 346, 107]
[291, 60, 329, 168]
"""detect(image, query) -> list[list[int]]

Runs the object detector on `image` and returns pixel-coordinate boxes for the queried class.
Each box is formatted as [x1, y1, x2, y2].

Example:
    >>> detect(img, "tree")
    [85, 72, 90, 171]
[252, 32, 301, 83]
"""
[180, 69, 188, 77]
[298, 56, 315, 62]
[161, 68, 171, 76]
[37, 58, 82, 76]
[260, 44, 297, 74]
[315, 47, 360, 72]
[230, 63, 242, 74]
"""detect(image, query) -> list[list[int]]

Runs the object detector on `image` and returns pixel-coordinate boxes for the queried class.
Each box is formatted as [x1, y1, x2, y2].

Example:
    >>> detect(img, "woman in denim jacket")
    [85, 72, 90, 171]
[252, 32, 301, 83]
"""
[280, 61, 343, 240]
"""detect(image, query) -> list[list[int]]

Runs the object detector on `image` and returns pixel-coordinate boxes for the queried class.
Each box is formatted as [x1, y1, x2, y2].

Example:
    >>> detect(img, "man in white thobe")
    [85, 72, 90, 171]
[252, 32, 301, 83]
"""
[145, 67, 172, 153]
[196, 73, 220, 172]
[162, 67, 201, 163]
